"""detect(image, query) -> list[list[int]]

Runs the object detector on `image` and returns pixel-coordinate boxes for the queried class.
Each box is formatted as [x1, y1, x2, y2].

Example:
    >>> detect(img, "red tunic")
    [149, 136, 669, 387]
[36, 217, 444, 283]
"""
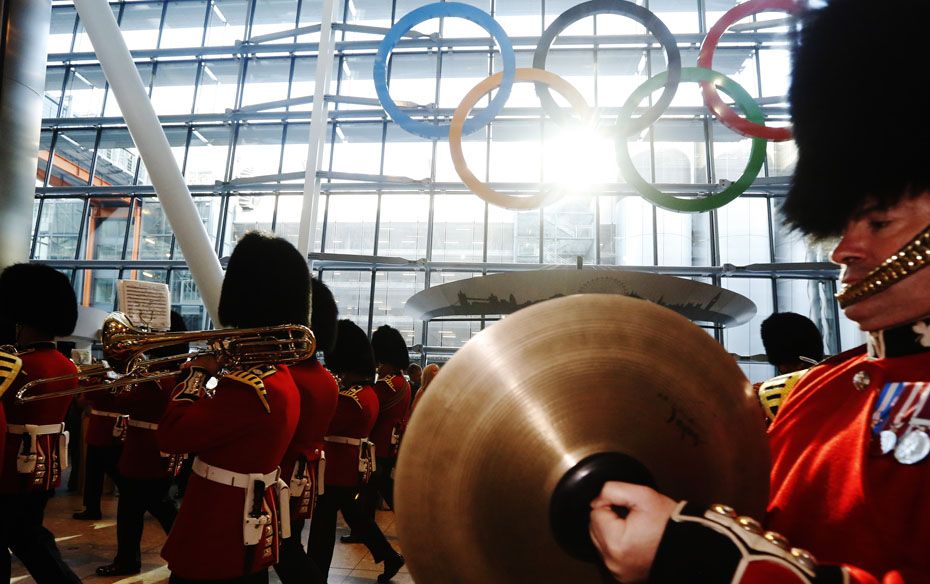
[324, 384, 378, 487]
[0, 346, 76, 493]
[84, 388, 124, 447]
[369, 373, 410, 459]
[280, 360, 339, 483]
[767, 348, 930, 582]
[157, 366, 299, 579]
[116, 377, 174, 479]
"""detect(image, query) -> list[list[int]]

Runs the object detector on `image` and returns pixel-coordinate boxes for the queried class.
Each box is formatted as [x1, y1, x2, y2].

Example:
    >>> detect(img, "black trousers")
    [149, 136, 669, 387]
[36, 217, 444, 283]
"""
[358, 456, 396, 521]
[0, 491, 81, 584]
[272, 519, 325, 584]
[169, 570, 268, 584]
[307, 485, 399, 578]
[113, 477, 177, 567]
[82, 442, 122, 513]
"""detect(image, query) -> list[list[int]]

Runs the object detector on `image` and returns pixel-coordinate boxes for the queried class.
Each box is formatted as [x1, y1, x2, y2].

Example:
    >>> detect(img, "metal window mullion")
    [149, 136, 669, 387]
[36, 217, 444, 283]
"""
[216, 124, 242, 256]
[74, 197, 92, 261]
[30, 198, 46, 259]
[199, 0, 211, 47]
[155, 1, 170, 49]
[86, 127, 104, 186]
[190, 60, 206, 116]
[243, 0, 259, 42]
[120, 196, 136, 259]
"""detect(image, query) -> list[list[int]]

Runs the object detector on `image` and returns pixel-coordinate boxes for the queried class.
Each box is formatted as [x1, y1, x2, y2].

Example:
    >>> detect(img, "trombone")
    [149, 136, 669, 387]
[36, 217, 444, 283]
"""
[14, 312, 316, 403]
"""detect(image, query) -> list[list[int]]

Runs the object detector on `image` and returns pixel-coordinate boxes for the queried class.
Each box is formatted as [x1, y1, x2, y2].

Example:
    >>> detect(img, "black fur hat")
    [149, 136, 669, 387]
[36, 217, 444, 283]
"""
[218, 232, 310, 329]
[760, 312, 824, 367]
[325, 319, 375, 378]
[310, 278, 339, 355]
[0, 263, 78, 337]
[784, 0, 930, 237]
[371, 324, 410, 369]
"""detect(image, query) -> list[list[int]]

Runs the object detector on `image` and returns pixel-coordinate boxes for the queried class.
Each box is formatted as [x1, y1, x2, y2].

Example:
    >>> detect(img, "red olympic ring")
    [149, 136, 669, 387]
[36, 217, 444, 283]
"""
[697, 0, 803, 142]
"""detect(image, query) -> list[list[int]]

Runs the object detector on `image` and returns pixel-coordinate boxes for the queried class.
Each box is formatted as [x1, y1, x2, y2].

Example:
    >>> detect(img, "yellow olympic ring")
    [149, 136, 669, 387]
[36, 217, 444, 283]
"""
[449, 68, 594, 211]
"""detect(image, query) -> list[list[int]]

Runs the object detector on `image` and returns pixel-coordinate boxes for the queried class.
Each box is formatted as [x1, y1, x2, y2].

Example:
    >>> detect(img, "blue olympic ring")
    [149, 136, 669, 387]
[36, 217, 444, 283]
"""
[373, 2, 516, 140]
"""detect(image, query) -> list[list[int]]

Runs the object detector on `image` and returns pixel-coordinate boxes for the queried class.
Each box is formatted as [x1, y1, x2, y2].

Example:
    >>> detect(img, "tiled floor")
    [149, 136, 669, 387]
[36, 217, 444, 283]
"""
[10, 486, 412, 584]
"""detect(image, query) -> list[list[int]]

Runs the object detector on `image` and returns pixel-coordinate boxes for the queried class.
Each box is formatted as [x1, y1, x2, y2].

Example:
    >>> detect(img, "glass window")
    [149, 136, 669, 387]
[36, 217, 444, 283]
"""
[223, 194, 277, 251]
[151, 61, 199, 115]
[717, 197, 771, 266]
[232, 123, 285, 179]
[204, 0, 249, 47]
[72, 4, 120, 53]
[487, 206, 540, 264]
[52, 129, 97, 187]
[63, 65, 107, 118]
[431, 195, 485, 262]
[600, 196, 655, 266]
[378, 194, 429, 260]
[330, 123, 384, 176]
[103, 63, 154, 117]
[721, 277, 775, 360]
[250, 0, 299, 42]
[321, 269, 372, 331]
[241, 57, 293, 110]
[118, 2, 164, 51]
[33, 199, 85, 260]
[49, 6, 77, 54]
[195, 59, 241, 114]
[161, 1, 208, 48]
[372, 271, 426, 345]
[130, 199, 174, 260]
[324, 194, 377, 255]
[136, 127, 189, 186]
[94, 128, 141, 187]
[543, 196, 596, 265]
[185, 125, 233, 184]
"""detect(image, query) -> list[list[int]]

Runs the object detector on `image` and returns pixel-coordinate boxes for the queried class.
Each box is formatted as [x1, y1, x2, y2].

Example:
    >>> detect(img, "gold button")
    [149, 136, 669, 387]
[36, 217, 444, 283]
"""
[763, 531, 790, 550]
[710, 503, 736, 518]
[736, 516, 764, 535]
[852, 370, 870, 391]
[790, 547, 817, 572]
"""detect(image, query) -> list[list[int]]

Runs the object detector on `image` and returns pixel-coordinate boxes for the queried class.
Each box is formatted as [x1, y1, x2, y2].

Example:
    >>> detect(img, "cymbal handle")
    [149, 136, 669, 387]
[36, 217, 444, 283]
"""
[549, 452, 655, 562]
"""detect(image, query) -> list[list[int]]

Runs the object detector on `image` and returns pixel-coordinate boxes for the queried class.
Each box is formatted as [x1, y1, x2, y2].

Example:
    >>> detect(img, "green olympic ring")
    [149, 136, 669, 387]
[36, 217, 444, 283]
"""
[615, 67, 767, 213]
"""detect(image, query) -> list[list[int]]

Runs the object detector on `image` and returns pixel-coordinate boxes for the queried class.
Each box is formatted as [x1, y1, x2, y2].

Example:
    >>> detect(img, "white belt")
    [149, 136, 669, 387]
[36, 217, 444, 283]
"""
[192, 456, 278, 489]
[324, 435, 362, 446]
[7, 423, 65, 435]
[127, 419, 158, 430]
[90, 409, 122, 418]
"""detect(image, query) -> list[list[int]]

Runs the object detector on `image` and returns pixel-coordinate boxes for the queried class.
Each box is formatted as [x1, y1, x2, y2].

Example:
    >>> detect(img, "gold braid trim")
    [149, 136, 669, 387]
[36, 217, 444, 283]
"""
[338, 385, 366, 409]
[0, 351, 23, 398]
[224, 366, 277, 413]
[837, 222, 930, 308]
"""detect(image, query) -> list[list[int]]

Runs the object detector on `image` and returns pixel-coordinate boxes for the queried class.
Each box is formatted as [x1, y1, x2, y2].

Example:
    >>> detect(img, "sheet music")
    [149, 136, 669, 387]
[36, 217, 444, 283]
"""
[117, 280, 170, 331]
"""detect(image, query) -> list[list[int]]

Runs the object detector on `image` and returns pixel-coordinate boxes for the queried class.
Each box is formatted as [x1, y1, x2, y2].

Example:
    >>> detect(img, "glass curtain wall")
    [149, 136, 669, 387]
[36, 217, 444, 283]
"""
[35, 0, 858, 380]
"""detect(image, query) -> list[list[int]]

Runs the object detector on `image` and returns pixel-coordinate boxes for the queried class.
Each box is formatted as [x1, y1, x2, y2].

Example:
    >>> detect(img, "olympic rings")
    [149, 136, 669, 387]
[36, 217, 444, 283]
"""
[698, 0, 802, 141]
[374, 1, 796, 213]
[615, 67, 767, 213]
[373, 2, 516, 140]
[532, 0, 681, 137]
[449, 68, 594, 210]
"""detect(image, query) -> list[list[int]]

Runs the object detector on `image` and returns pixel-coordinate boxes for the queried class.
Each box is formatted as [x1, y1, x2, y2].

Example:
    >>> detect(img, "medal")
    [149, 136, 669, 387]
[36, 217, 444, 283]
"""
[892, 383, 930, 464]
[879, 429, 898, 454]
[894, 429, 930, 464]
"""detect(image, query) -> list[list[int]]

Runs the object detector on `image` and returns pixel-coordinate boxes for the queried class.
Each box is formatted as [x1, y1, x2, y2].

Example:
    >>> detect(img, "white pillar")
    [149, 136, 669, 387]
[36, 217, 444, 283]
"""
[73, 0, 224, 323]
[297, 0, 338, 260]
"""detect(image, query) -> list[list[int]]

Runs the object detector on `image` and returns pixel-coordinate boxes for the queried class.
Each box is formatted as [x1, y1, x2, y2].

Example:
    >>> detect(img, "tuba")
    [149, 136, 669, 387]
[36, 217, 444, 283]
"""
[14, 312, 316, 403]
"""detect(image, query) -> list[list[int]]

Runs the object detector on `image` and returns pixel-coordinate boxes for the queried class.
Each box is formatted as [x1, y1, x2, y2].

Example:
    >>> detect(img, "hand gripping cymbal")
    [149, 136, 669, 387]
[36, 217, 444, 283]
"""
[394, 294, 769, 583]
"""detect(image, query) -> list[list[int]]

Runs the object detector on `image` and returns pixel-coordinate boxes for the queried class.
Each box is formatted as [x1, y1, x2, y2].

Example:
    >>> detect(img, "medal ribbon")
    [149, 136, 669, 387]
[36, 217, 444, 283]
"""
[887, 383, 930, 435]
[905, 383, 930, 431]
[871, 382, 905, 435]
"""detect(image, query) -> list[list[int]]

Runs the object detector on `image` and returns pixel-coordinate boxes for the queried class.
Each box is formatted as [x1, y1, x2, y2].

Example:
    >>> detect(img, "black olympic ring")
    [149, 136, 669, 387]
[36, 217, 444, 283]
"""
[532, 0, 682, 137]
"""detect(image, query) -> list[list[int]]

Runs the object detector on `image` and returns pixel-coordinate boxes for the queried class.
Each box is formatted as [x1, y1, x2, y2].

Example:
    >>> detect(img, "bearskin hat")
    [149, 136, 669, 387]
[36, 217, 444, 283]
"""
[218, 232, 310, 329]
[784, 0, 930, 237]
[760, 312, 824, 367]
[371, 324, 410, 370]
[0, 263, 78, 337]
[310, 278, 339, 355]
[325, 319, 375, 378]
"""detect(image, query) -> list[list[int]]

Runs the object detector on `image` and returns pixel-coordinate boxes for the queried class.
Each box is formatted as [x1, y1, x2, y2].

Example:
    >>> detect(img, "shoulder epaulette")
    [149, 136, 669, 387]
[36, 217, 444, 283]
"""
[758, 369, 808, 422]
[224, 365, 277, 414]
[0, 350, 23, 398]
[381, 375, 399, 393]
[338, 385, 366, 409]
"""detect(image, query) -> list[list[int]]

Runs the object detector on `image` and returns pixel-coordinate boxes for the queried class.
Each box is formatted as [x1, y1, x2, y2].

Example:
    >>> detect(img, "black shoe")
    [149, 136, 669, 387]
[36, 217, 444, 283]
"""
[340, 533, 364, 544]
[95, 563, 141, 576]
[73, 510, 102, 520]
[378, 554, 404, 583]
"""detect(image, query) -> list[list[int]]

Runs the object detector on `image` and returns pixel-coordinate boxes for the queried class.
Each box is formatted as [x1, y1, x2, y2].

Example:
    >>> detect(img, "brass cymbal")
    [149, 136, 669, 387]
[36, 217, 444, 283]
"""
[395, 294, 769, 583]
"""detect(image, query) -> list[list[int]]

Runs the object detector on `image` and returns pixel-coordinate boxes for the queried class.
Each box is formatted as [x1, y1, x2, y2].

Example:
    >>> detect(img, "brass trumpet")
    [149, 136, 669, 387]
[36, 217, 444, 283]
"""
[14, 312, 316, 403]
